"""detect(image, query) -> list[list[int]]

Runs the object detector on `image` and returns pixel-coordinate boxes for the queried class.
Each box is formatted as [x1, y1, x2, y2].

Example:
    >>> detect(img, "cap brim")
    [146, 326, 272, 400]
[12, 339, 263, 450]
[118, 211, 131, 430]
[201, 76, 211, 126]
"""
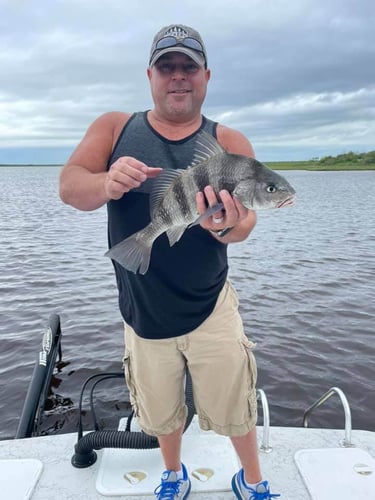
[149, 47, 205, 67]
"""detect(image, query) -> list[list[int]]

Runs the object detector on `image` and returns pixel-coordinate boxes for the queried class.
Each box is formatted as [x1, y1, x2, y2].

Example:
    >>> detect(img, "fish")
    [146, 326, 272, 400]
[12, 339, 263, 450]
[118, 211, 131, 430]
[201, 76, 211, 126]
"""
[105, 130, 296, 274]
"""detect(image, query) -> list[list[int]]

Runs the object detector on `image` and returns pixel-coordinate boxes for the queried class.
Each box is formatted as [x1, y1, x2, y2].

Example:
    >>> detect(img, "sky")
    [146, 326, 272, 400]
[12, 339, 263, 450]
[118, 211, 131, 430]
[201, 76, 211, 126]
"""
[1, 0, 374, 163]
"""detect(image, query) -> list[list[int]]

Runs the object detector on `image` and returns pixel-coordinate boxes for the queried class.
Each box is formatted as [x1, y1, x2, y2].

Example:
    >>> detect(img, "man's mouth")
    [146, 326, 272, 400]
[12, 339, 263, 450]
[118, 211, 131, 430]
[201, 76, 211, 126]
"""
[169, 89, 191, 94]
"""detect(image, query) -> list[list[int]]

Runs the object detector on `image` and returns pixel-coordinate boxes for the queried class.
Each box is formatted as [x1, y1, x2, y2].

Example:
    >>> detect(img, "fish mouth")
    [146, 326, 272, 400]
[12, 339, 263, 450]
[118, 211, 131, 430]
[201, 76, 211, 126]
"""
[277, 195, 296, 208]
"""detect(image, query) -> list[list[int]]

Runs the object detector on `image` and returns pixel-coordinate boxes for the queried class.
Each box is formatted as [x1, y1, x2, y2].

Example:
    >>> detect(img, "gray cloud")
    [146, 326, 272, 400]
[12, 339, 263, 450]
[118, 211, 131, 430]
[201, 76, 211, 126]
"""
[1, 0, 374, 162]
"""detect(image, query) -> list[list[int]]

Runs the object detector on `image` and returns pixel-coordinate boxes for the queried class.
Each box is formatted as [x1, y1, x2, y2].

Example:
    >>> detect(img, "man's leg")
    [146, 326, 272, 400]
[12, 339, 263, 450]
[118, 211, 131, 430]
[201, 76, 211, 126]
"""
[230, 427, 262, 484]
[157, 423, 185, 471]
[123, 325, 191, 498]
[155, 423, 191, 500]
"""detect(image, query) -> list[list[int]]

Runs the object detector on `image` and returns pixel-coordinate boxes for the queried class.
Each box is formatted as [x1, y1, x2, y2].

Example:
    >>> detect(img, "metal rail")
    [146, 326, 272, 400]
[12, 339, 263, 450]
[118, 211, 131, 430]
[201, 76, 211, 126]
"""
[303, 386, 354, 447]
[257, 388, 273, 453]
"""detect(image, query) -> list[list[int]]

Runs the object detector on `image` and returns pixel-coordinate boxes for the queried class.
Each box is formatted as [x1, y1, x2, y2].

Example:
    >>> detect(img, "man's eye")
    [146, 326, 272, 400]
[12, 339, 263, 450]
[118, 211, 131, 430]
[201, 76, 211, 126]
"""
[184, 64, 198, 73]
[158, 64, 173, 73]
[156, 63, 199, 74]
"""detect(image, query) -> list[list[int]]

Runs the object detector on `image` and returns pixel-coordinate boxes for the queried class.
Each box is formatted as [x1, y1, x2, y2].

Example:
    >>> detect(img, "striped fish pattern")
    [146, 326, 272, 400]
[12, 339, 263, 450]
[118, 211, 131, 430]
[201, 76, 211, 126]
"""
[105, 131, 296, 274]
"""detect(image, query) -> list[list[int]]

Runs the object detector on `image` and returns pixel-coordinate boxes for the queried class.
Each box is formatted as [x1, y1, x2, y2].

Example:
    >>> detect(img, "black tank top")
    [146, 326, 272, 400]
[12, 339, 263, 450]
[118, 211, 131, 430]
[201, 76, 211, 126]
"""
[107, 111, 228, 339]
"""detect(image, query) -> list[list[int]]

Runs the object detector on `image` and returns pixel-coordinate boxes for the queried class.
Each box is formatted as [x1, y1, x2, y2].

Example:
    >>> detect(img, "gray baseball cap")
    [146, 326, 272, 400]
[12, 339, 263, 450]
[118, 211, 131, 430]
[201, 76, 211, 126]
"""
[149, 24, 207, 68]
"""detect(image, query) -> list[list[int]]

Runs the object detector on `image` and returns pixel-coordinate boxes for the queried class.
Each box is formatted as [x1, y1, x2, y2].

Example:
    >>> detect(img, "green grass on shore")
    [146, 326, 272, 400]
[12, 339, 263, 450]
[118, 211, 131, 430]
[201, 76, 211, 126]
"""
[267, 150, 375, 170]
[267, 161, 375, 171]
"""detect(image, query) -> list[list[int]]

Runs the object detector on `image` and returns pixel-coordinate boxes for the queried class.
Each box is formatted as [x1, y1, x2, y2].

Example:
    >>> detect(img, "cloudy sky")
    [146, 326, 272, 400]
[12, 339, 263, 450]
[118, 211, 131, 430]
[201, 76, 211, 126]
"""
[1, 0, 374, 163]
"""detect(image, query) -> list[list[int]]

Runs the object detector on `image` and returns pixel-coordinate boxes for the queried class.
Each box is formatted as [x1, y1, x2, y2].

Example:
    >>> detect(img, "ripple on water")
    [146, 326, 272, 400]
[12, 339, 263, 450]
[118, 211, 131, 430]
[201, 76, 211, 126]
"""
[1, 168, 375, 438]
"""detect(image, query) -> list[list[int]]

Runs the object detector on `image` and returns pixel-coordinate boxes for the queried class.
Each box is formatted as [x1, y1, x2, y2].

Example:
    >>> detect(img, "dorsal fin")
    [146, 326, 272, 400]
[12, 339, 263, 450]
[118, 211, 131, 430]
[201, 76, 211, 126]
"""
[189, 130, 226, 168]
[150, 168, 183, 219]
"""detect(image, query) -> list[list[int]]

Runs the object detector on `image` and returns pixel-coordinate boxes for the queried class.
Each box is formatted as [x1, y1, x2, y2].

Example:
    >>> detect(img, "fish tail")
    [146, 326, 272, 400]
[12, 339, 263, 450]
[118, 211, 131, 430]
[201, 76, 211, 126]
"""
[105, 232, 153, 275]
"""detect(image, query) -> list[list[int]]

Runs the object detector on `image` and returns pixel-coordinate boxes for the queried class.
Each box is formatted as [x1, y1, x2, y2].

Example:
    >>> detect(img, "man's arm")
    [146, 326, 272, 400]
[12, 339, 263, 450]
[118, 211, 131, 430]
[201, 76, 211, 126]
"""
[59, 112, 161, 211]
[196, 124, 257, 243]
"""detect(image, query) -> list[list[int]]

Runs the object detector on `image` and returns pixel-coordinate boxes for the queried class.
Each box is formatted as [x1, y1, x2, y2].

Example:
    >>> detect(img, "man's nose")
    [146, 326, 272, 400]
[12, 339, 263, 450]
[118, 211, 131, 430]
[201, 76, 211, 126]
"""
[171, 65, 187, 78]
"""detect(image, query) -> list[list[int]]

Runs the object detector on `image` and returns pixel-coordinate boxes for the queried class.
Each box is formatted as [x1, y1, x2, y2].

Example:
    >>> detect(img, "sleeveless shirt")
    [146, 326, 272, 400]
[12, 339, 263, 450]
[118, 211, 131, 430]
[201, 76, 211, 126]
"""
[106, 111, 228, 339]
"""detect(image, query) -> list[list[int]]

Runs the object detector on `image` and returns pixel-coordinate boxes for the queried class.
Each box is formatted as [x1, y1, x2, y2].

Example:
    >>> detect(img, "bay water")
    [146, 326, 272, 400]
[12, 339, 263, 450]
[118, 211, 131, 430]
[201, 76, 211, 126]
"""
[1, 166, 374, 439]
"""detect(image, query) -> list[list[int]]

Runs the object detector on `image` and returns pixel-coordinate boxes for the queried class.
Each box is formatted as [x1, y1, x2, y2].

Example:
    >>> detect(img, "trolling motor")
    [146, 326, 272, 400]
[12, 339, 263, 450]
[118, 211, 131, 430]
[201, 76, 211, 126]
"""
[16, 314, 62, 439]
[71, 368, 196, 468]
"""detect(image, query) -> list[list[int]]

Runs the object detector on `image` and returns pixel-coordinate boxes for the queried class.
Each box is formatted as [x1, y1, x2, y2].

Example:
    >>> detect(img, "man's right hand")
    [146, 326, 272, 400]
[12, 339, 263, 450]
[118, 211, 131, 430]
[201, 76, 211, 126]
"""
[105, 157, 162, 200]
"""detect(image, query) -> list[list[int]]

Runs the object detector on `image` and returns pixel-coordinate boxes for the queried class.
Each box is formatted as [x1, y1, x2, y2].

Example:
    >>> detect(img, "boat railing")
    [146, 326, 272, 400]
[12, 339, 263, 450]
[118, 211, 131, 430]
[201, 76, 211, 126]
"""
[303, 386, 354, 447]
[257, 388, 273, 453]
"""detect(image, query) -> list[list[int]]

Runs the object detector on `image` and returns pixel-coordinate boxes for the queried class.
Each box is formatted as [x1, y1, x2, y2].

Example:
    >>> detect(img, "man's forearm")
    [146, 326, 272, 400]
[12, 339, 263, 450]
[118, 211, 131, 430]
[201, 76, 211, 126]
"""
[59, 166, 109, 211]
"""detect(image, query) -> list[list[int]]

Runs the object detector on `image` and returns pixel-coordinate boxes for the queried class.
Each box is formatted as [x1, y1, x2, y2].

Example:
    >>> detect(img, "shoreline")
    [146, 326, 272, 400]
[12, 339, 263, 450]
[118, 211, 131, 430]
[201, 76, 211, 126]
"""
[1, 163, 374, 171]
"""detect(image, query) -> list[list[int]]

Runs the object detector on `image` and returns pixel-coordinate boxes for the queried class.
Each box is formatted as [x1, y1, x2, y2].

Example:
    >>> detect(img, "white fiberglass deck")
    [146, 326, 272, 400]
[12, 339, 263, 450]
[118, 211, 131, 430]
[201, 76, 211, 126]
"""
[1, 417, 374, 500]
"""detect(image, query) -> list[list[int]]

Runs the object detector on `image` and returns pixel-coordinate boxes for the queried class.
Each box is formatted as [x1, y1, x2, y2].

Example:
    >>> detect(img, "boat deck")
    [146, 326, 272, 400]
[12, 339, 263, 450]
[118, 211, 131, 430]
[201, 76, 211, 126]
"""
[1, 417, 374, 500]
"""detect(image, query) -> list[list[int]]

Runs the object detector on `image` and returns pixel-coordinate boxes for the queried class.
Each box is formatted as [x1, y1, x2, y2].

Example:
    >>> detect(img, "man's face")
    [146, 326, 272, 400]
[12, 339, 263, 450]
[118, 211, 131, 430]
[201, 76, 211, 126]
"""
[147, 52, 210, 120]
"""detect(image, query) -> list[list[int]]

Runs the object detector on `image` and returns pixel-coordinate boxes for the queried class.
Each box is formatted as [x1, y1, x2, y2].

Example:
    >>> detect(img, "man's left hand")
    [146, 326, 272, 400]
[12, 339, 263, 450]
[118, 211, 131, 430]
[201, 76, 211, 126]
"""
[196, 186, 249, 232]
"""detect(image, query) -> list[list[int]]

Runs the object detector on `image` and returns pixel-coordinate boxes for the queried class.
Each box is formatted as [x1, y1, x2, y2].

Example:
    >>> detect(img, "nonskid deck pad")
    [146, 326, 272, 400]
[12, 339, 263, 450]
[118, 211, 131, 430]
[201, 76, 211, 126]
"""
[295, 447, 375, 500]
[96, 430, 240, 496]
[0, 458, 43, 500]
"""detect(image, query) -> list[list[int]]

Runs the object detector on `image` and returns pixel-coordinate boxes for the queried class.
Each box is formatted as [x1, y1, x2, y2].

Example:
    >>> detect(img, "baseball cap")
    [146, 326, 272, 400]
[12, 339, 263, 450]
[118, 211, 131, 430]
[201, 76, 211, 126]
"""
[149, 24, 207, 68]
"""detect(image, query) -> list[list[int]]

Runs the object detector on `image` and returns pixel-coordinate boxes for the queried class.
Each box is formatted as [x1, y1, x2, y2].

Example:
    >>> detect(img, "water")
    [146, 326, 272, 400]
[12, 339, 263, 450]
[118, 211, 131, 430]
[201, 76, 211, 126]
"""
[1, 166, 374, 440]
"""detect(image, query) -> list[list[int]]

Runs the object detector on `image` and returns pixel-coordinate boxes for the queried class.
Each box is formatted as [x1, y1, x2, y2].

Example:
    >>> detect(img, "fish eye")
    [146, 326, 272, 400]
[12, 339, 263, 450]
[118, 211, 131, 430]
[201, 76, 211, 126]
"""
[266, 184, 277, 193]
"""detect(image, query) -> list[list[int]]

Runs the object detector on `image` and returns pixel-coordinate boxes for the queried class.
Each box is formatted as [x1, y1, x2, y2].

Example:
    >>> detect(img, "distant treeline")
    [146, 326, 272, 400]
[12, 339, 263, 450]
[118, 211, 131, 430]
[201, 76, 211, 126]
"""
[318, 150, 375, 165]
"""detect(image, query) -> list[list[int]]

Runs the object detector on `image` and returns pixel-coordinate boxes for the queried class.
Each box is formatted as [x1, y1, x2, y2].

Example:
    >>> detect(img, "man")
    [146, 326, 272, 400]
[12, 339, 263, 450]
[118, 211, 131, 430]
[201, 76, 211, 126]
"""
[60, 24, 280, 500]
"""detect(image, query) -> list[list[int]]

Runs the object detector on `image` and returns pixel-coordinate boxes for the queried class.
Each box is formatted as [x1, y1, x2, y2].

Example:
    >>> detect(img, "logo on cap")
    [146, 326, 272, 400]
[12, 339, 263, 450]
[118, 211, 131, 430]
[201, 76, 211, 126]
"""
[163, 26, 189, 40]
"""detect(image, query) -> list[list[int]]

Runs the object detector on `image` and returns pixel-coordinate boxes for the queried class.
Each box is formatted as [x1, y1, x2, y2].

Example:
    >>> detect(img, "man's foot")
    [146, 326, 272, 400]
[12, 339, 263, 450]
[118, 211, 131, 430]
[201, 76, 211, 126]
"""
[154, 463, 191, 500]
[232, 469, 280, 499]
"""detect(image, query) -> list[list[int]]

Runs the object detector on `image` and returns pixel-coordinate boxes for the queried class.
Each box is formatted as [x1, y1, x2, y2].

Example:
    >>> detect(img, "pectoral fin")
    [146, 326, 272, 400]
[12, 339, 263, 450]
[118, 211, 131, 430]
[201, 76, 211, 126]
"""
[189, 203, 224, 227]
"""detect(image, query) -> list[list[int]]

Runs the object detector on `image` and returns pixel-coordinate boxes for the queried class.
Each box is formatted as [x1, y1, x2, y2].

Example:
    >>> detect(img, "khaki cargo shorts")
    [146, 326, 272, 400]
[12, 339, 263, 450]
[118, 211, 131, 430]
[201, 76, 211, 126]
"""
[122, 280, 258, 437]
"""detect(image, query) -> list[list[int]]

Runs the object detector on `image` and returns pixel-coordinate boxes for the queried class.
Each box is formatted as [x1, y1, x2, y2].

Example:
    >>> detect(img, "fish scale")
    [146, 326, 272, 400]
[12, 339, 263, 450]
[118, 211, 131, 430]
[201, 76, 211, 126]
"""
[172, 175, 197, 219]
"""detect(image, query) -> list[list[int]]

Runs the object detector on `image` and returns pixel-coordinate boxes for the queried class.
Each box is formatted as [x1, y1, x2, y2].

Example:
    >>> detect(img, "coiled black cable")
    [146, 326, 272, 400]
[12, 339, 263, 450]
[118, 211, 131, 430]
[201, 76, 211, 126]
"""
[72, 367, 196, 468]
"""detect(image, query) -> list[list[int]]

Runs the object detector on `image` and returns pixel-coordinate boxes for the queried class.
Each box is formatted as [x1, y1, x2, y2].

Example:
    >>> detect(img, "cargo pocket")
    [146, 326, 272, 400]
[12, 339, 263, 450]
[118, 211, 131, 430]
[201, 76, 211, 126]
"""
[240, 337, 258, 422]
[122, 349, 139, 417]
[240, 337, 258, 387]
